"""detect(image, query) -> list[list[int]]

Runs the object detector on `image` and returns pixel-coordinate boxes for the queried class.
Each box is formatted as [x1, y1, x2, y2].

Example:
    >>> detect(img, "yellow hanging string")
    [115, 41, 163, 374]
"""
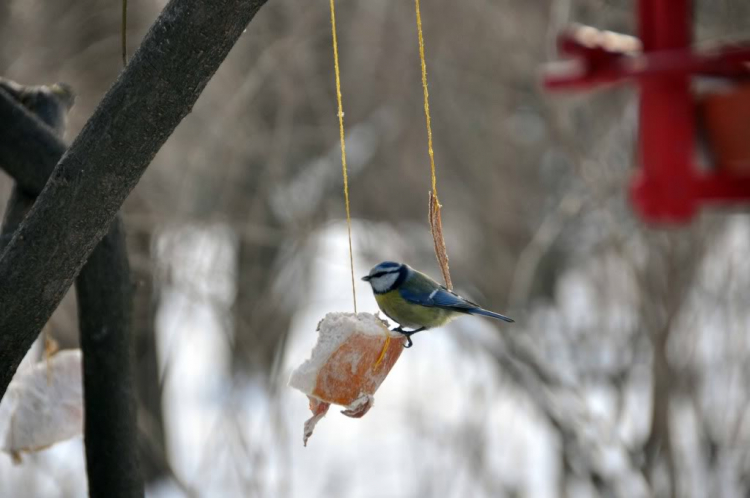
[373, 326, 392, 369]
[329, 0, 358, 313]
[415, 0, 437, 200]
[415, 0, 453, 290]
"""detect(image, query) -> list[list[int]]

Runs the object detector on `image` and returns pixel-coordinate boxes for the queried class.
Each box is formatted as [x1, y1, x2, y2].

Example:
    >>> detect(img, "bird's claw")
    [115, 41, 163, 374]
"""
[391, 326, 412, 348]
[390, 326, 423, 349]
[403, 334, 414, 348]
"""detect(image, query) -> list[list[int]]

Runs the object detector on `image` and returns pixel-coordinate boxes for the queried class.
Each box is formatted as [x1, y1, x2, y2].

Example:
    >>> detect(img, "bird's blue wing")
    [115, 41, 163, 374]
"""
[400, 286, 514, 322]
[399, 286, 477, 311]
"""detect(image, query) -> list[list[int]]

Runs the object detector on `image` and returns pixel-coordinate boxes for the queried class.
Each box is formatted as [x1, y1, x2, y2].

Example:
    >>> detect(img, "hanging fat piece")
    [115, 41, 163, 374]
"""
[289, 313, 405, 446]
[0, 349, 84, 463]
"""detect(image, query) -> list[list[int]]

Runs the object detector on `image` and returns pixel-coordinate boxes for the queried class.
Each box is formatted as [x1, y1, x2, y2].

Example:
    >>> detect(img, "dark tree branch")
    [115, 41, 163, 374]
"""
[76, 217, 142, 497]
[0, 0, 269, 399]
[0, 80, 71, 251]
[0, 189, 34, 252]
[0, 81, 143, 494]
[0, 86, 67, 194]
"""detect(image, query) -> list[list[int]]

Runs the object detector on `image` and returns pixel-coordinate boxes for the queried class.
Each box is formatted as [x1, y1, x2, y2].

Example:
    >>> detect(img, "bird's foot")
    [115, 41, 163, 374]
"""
[402, 332, 414, 349]
[390, 326, 411, 348]
[391, 327, 425, 349]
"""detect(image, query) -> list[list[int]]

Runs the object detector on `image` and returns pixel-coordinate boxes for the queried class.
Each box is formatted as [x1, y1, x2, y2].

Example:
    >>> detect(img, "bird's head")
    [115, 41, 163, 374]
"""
[362, 261, 408, 294]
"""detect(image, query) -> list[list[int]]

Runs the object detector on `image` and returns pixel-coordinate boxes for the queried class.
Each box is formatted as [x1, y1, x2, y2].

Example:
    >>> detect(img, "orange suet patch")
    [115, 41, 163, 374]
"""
[289, 313, 406, 445]
[312, 325, 403, 407]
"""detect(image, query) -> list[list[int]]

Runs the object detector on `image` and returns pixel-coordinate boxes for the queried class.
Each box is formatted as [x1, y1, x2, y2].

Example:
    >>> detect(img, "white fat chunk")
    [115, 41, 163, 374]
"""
[288, 312, 395, 396]
[0, 350, 83, 462]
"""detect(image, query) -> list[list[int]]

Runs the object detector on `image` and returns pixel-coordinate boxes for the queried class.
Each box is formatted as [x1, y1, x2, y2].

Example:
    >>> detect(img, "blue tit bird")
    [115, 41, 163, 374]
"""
[362, 261, 514, 348]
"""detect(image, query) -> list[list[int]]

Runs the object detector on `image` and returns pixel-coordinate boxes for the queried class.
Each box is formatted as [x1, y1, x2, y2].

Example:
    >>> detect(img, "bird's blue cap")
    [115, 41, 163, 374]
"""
[362, 261, 403, 281]
[375, 261, 400, 269]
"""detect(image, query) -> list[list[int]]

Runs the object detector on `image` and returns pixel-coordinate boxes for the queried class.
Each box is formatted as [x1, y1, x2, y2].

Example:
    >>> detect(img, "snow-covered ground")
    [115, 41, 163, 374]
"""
[149, 223, 556, 497]
[3, 219, 750, 497]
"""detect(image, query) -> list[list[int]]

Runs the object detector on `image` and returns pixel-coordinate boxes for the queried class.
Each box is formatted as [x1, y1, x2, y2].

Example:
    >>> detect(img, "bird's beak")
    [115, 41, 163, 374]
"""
[361, 276, 371, 282]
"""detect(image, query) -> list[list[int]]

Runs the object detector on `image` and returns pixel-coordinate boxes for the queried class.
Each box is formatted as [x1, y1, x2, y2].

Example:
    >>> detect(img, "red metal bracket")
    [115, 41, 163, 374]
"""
[543, 0, 750, 224]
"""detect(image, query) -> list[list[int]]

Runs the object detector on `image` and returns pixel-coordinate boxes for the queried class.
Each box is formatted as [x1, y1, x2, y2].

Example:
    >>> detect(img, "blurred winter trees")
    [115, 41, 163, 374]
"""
[2, 0, 750, 496]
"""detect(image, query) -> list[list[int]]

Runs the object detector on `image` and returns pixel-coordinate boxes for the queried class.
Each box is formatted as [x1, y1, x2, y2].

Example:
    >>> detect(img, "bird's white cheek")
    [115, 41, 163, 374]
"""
[371, 273, 398, 293]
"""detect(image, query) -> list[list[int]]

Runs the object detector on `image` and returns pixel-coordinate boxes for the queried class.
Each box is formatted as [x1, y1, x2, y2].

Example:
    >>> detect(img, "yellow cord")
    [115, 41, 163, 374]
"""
[415, 0, 438, 201]
[416, 0, 452, 289]
[373, 326, 392, 369]
[329, 0, 358, 314]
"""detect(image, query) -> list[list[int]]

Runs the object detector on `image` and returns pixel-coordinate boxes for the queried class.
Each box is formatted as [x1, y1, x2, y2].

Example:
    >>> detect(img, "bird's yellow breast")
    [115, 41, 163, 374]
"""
[375, 290, 456, 329]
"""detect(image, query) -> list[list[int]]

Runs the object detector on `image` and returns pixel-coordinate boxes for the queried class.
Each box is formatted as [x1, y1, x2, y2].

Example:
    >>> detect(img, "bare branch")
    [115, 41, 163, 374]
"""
[0, 0, 269, 398]
[77, 217, 142, 497]
[0, 80, 72, 251]
[0, 189, 34, 253]
[0, 85, 67, 194]
[0, 80, 143, 495]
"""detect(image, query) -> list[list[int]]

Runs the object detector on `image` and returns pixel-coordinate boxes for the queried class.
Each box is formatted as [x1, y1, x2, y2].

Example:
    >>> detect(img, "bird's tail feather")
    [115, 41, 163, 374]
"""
[468, 308, 514, 323]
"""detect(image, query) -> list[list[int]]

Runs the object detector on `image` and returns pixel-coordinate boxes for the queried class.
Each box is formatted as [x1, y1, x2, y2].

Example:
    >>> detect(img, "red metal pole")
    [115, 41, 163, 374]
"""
[632, 0, 697, 221]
